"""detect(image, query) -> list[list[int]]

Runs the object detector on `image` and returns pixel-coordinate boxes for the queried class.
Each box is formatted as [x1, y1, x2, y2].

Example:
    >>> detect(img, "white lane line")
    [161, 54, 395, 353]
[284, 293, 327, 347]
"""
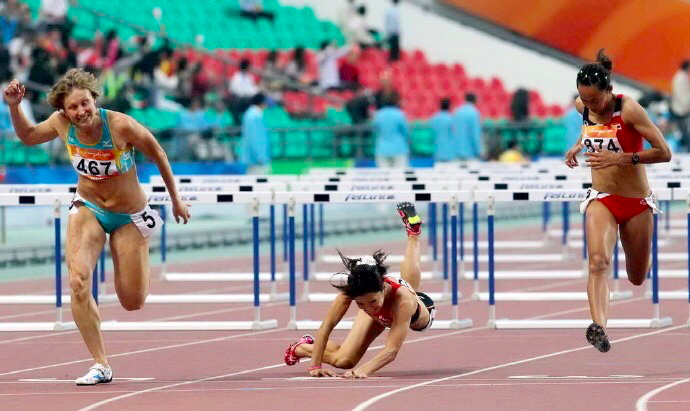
[75, 363, 289, 411]
[351, 325, 687, 411]
[0, 328, 282, 377]
[635, 377, 690, 411]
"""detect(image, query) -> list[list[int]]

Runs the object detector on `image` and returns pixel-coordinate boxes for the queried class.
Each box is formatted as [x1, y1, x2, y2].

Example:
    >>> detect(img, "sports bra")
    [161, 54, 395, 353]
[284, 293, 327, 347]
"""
[581, 94, 643, 154]
[370, 277, 415, 328]
[65, 108, 135, 181]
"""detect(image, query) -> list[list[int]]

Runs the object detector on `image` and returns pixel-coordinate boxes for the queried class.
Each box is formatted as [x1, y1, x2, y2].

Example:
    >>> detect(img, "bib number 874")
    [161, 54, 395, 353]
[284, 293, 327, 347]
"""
[582, 138, 621, 153]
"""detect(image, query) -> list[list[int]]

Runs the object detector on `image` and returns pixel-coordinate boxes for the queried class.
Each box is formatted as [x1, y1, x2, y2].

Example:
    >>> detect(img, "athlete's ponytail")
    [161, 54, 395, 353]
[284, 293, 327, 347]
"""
[330, 249, 389, 298]
[576, 48, 612, 90]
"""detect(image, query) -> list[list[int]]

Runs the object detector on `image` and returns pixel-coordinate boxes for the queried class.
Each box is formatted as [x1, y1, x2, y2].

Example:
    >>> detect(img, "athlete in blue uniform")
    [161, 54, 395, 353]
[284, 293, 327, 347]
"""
[3, 69, 191, 385]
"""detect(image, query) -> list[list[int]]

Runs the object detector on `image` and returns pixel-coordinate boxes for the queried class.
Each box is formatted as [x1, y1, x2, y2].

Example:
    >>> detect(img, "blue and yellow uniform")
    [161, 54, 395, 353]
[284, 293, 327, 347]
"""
[66, 109, 158, 235]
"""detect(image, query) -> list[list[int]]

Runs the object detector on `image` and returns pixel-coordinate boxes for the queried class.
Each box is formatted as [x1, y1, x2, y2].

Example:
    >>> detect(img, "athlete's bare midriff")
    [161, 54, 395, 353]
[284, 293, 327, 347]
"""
[76, 170, 147, 213]
[55, 114, 147, 214]
[591, 165, 650, 198]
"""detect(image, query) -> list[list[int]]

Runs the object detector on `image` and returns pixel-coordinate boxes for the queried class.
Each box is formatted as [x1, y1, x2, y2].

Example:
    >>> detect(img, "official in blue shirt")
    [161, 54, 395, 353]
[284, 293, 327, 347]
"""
[372, 92, 409, 167]
[563, 94, 583, 150]
[430, 98, 455, 163]
[453, 93, 482, 160]
[240, 93, 270, 174]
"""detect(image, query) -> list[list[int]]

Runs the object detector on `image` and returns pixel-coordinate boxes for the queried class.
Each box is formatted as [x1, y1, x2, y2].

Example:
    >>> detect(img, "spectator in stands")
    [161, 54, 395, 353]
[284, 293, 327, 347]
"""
[339, 48, 360, 91]
[347, 5, 377, 49]
[670, 59, 690, 150]
[177, 96, 214, 160]
[230, 58, 258, 97]
[38, 0, 69, 30]
[102, 30, 122, 70]
[238, 0, 275, 22]
[152, 48, 182, 110]
[498, 139, 528, 163]
[240, 92, 271, 174]
[228, 58, 258, 125]
[510, 88, 530, 122]
[453, 93, 482, 160]
[373, 91, 409, 168]
[285, 46, 314, 87]
[563, 94, 583, 150]
[316, 41, 351, 91]
[8, 26, 35, 80]
[0, 0, 22, 45]
[384, 0, 401, 61]
[261, 50, 285, 104]
[374, 69, 396, 109]
[430, 98, 455, 164]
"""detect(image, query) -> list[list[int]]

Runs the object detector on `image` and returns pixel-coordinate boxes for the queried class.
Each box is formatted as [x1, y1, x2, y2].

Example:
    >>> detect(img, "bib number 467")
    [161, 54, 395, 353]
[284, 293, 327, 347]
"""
[76, 159, 112, 176]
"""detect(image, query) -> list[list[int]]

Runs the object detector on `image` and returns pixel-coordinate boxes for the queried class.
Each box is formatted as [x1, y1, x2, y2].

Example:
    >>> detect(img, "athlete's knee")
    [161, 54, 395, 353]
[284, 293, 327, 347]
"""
[68, 272, 91, 302]
[626, 269, 647, 286]
[332, 356, 357, 369]
[588, 252, 610, 276]
[120, 294, 147, 311]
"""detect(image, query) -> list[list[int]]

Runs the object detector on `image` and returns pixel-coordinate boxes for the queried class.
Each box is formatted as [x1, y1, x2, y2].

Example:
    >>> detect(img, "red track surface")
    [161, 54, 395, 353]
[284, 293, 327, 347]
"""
[1, 221, 688, 411]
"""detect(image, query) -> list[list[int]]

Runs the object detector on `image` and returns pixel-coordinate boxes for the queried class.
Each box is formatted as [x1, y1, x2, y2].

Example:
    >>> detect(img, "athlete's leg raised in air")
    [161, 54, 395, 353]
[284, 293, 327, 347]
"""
[110, 222, 150, 311]
[294, 310, 385, 369]
[397, 202, 422, 290]
[66, 207, 108, 365]
[619, 209, 653, 286]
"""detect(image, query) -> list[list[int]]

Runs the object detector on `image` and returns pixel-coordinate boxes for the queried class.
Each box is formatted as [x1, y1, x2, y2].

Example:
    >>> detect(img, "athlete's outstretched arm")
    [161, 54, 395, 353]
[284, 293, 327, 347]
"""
[117, 113, 190, 223]
[622, 98, 671, 164]
[3, 79, 60, 146]
[310, 293, 351, 376]
[344, 295, 415, 378]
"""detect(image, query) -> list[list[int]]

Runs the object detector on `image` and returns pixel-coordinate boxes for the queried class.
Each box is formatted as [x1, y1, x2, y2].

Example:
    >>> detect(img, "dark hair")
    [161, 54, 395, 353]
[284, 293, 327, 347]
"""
[465, 93, 476, 104]
[331, 250, 389, 298]
[357, 5, 366, 15]
[577, 48, 612, 90]
[507, 139, 519, 150]
[240, 58, 251, 71]
[383, 91, 400, 107]
[251, 92, 266, 106]
[681, 60, 690, 71]
[440, 98, 451, 111]
[320, 40, 330, 50]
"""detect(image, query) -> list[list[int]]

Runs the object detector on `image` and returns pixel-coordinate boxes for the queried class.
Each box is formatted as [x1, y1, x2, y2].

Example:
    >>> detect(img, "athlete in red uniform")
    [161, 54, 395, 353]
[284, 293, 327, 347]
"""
[283, 202, 435, 378]
[564, 50, 671, 352]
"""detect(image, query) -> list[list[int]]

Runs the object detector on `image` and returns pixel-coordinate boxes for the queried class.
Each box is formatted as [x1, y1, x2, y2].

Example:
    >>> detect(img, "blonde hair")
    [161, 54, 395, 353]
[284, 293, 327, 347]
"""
[46, 68, 101, 110]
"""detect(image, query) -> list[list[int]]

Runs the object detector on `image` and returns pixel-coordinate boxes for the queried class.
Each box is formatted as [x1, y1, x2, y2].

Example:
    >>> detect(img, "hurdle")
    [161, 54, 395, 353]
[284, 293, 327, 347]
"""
[644, 188, 690, 327]
[476, 188, 673, 329]
[282, 190, 473, 330]
[0, 191, 279, 331]
[156, 182, 290, 300]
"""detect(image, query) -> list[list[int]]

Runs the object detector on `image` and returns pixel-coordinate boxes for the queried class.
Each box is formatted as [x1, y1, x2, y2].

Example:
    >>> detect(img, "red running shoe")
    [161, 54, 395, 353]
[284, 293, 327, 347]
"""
[284, 334, 315, 365]
[396, 202, 422, 236]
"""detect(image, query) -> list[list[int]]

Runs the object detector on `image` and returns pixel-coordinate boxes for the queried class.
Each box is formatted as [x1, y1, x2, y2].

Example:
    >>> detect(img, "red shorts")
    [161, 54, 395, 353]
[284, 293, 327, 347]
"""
[596, 194, 651, 224]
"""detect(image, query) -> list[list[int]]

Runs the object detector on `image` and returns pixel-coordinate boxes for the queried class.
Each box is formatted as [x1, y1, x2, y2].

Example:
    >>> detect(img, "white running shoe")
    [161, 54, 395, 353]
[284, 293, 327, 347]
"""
[75, 363, 113, 386]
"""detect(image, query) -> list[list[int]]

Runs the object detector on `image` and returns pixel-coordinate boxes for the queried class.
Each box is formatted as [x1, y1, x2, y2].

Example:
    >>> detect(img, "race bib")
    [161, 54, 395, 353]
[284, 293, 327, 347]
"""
[71, 156, 119, 179]
[581, 125, 623, 153]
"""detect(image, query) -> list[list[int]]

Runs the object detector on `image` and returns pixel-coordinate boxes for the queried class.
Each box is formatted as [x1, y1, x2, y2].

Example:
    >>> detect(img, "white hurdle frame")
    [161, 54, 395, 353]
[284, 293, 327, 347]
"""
[279, 190, 473, 331]
[0, 191, 279, 331]
[474, 188, 674, 329]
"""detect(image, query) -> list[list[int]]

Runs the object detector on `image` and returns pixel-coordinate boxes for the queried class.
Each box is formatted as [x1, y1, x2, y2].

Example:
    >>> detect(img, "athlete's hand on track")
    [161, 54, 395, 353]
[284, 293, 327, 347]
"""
[564, 143, 583, 168]
[342, 369, 367, 379]
[3, 79, 25, 107]
[584, 150, 622, 169]
[309, 368, 337, 377]
[172, 198, 191, 224]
